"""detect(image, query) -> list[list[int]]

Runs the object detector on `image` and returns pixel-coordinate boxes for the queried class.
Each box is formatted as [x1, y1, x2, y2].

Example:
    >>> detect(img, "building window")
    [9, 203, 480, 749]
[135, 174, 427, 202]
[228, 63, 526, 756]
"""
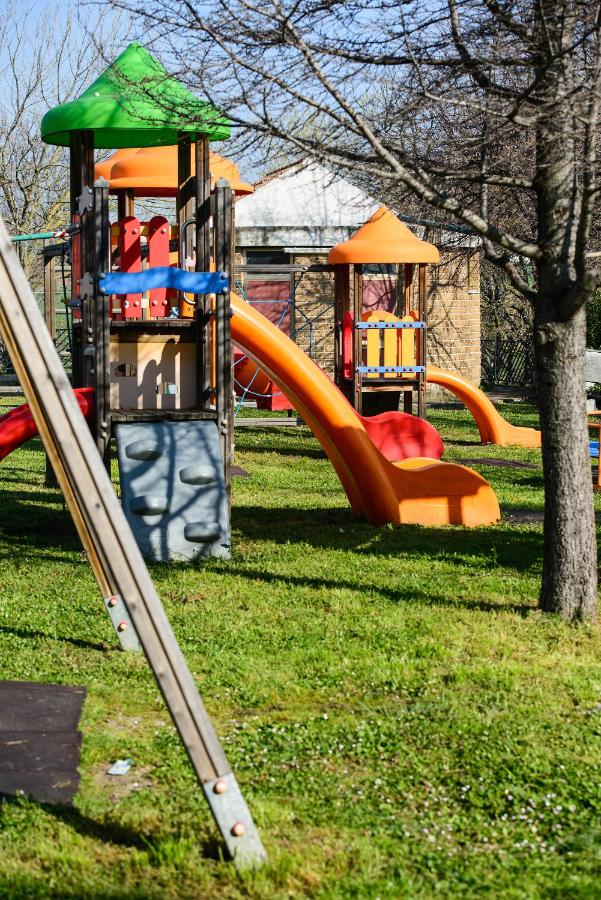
[245, 249, 291, 268]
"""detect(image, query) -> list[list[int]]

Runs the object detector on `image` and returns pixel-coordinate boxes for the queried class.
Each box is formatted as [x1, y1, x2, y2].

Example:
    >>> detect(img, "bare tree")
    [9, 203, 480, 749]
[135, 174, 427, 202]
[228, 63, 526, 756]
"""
[106, 0, 601, 621]
[0, 3, 124, 286]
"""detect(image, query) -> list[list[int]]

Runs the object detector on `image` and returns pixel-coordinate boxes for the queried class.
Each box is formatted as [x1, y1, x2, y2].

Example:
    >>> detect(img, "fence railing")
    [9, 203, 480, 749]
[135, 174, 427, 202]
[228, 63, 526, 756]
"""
[481, 337, 534, 388]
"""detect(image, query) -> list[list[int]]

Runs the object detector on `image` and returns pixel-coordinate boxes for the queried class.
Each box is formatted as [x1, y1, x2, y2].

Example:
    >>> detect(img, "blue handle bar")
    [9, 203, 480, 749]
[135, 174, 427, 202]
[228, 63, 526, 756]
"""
[99, 267, 229, 295]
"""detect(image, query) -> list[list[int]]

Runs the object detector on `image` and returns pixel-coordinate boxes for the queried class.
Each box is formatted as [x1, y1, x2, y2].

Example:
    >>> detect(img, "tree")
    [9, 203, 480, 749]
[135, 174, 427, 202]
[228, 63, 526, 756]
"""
[0, 3, 124, 286]
[109, 0, 601, 621]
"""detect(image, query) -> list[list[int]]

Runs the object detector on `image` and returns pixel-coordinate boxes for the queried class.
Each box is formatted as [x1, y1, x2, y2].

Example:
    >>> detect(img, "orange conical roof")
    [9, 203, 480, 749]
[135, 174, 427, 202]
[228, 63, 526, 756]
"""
[94, 146, 254, 197]
[328, 206, 439, 265]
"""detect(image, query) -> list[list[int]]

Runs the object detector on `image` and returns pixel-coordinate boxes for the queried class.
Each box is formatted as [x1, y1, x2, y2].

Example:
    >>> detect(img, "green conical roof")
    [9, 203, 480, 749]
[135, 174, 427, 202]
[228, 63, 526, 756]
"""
[41, 43, 230, 148]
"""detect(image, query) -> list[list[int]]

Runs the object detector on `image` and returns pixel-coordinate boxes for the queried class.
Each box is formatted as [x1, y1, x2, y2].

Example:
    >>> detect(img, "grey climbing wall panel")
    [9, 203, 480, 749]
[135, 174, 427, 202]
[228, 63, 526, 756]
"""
[115, 421, 230, 563]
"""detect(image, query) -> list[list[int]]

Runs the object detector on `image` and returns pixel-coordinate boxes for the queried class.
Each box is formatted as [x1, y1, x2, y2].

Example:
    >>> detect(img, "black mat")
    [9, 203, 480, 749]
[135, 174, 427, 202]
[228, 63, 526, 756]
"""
[0, 681, 86, 805]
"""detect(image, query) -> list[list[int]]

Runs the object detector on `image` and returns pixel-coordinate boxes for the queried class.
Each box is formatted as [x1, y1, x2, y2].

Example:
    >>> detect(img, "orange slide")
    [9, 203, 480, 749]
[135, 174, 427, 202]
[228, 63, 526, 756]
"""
[230, 294, 500, 527]
[428, 366, 541, 448]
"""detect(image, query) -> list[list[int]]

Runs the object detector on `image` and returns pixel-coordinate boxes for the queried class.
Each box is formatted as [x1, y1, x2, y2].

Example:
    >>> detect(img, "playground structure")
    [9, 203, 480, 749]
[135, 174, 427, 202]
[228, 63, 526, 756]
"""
[330, 206, 435, 418]
[0, 37, 549, 869]
[90, 145, 540, 450]
[40, 43, 235, 566]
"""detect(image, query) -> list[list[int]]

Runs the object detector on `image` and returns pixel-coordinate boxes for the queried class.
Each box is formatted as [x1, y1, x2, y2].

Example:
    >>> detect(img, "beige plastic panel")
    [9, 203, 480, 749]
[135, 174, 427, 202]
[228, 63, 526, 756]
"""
[110, 338, 197, 409]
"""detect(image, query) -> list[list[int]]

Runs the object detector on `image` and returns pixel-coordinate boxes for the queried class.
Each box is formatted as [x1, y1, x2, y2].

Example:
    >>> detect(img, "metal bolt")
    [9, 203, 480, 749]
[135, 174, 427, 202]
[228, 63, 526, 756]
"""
[231, 822, 245, 837]
[117, 621, 128, 632]
[107, 597, 118, 608]
[213, 779, 227, 795]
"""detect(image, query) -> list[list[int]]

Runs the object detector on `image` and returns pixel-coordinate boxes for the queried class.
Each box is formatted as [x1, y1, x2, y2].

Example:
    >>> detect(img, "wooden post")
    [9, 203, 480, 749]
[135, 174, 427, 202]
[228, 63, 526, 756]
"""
[43, 253, 57, 340]
[333, 265, 349, 393]
[418, 263, 428, 419]
[214, 179, 233, 501]
[93, 178, 111, 463]
[176, 132, 195, 318]
[69, 131, 95, 392]
[403, 264, 414, 314]
[353, 264, 363, 415]
[117, 189, 135, 222]
[195, 136, 211, 410]
[403, 263, 415, 414]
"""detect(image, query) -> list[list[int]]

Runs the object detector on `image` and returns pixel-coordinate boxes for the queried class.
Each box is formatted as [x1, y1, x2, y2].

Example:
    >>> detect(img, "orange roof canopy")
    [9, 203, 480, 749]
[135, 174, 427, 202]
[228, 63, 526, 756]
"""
[328, 206, 440, 265]
[95, 145, 253, 198]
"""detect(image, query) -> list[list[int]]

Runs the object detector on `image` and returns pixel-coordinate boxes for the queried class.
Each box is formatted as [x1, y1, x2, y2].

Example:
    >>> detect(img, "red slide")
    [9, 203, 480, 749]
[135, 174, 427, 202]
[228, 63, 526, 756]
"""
[359, 409, 443, 461]
[0, 388, 94, 462]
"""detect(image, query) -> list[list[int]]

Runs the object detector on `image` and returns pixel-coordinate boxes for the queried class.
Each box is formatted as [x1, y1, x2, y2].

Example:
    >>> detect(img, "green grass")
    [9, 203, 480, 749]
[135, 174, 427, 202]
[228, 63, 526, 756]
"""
[0, 402, 600, 898]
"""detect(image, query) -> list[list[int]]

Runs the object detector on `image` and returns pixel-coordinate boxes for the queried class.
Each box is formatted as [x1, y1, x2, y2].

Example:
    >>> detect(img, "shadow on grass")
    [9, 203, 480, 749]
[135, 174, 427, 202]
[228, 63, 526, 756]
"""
[0, 625, 108, 652]
[235, 432, 327, 459]
[206, 565, 536, 616]
[2, 795, 228, 873]
[231, 505, 543, 572]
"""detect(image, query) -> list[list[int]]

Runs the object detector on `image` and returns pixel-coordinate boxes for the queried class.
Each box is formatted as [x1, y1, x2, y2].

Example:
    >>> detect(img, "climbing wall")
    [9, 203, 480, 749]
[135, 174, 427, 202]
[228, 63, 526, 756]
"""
[115, 420, 230, 562]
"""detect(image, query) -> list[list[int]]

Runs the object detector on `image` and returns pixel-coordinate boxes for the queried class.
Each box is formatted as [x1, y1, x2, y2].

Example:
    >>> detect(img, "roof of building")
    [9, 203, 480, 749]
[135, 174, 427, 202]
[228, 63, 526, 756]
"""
[94, 146, 253, 197]
[328, 206, 440, 265]
[41, 43, 230, 148]
[235, 161, 380, 229]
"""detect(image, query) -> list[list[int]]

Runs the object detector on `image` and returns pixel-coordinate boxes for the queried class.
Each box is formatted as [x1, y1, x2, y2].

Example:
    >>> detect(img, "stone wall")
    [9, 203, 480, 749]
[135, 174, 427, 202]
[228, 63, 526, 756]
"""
[427, 247, 481, 391]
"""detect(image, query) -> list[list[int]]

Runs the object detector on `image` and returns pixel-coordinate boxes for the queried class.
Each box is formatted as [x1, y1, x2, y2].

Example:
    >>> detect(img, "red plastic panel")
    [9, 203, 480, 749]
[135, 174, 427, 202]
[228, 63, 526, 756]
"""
[119, 216, 142, 320]
[147, 216, 170, 318]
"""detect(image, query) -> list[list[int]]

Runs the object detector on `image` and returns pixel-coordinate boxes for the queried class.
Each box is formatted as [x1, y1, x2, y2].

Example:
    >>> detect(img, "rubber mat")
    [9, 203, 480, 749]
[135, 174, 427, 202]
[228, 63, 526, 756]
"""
[0, 681, 86, 805]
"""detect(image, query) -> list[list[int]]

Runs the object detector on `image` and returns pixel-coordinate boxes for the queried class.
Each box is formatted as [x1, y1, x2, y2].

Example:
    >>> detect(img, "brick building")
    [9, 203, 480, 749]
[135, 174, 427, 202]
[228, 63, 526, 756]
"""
[235, 161, 481, 387]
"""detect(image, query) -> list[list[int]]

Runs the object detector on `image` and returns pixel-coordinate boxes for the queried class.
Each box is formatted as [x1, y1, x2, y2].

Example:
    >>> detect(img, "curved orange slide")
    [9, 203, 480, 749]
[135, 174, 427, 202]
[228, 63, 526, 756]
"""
[428, 366, 541, 448]
[0, 388, 93, 462]
[230, 294, 500, 527]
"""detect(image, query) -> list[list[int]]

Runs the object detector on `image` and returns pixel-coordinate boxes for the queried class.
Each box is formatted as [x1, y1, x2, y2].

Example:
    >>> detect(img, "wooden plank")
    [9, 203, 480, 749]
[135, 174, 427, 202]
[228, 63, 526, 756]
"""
[0, 218, 265, 868]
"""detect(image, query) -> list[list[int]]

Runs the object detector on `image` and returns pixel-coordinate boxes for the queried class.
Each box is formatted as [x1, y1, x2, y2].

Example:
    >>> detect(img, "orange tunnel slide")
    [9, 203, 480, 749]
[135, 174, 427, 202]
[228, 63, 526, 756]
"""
[230, 294, 500, 527]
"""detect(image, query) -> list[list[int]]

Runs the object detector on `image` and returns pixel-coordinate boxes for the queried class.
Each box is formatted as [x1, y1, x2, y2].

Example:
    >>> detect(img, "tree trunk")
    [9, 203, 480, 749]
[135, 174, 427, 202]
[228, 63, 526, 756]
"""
[534, 294, 597, 620]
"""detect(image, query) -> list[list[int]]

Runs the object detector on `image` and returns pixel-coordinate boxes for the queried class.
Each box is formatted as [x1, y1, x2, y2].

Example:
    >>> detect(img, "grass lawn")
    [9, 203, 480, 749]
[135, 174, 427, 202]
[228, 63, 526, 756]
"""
[0, 400, 600, 898]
